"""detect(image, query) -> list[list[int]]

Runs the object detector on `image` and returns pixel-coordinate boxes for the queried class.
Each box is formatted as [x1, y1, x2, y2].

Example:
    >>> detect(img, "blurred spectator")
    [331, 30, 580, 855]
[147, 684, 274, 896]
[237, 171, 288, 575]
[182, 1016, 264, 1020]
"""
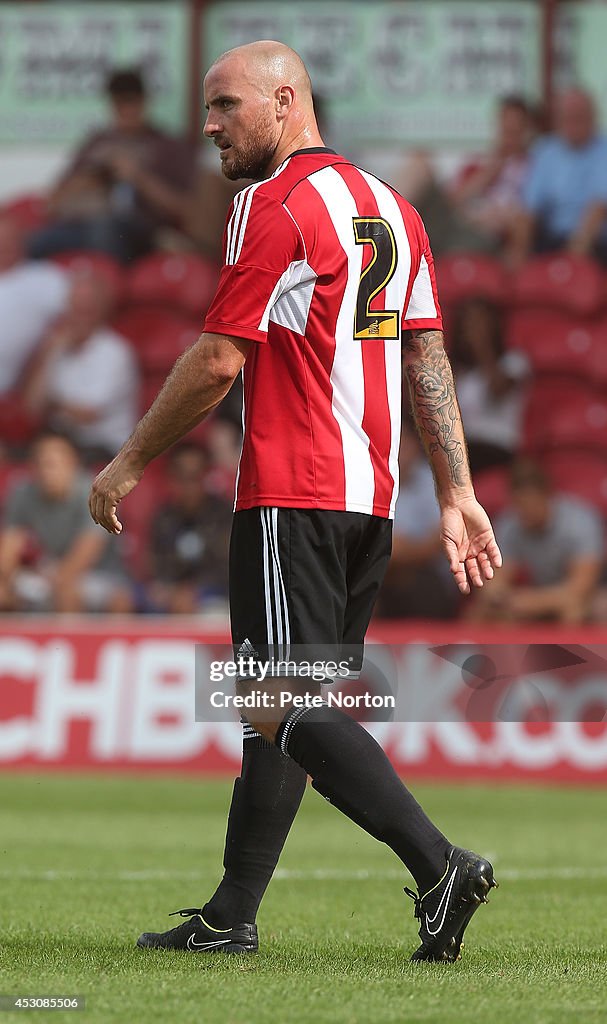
[451, 298, 528, 474]
[508, 89, 607, 265]
[23, 272, 139, 462]
[375, 429, 458, 619]
[185, 165, 242, 264]
[449, 96, 534, 243]
[469, 459, 604, 624]
[28, 69, 196, 264]
[204, 417, 242, 500]
[395, 95, 534, 257]
[0, 432, 131, 613]
[145, 444, 231, 614]
[0, 214, 68, 398]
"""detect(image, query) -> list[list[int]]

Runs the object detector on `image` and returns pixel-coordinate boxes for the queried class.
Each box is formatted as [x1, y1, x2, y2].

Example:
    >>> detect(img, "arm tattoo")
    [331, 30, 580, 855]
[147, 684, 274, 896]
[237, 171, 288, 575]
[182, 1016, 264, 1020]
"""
[403, 328, 468, 489]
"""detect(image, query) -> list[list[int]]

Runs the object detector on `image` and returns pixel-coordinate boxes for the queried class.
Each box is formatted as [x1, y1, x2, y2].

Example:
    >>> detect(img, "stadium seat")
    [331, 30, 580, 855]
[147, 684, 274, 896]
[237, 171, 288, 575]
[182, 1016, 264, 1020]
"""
[507, 309, 607, 386]
[471, 466, 510, 520]
[544, 450, 607, 516]
[522, 379, 607, 452]
[126, 252, 219, 318]
[113, 306, 162, 353]
[511, 254, 604, 316]
[118, 458, 171, 577]
[0, 396, 40, 447]
[52, 251, 125, 304]
[0, 460, 30, 513]
[2, 193, 48, 232]
[113, 306, 200, 373]
[434, 254, 509, 308]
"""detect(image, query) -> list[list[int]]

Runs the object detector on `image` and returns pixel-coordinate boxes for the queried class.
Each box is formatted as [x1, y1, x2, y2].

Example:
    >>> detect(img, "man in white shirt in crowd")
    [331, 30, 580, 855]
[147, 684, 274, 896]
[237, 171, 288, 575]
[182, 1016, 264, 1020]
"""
[23, 271, 139, 461]
[0, 214, 68, 399]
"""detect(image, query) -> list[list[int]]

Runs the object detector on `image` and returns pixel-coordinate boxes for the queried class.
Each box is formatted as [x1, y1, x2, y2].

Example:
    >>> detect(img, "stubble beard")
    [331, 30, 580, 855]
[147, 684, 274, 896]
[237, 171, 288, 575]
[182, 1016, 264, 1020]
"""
[221, 112, 278, 181]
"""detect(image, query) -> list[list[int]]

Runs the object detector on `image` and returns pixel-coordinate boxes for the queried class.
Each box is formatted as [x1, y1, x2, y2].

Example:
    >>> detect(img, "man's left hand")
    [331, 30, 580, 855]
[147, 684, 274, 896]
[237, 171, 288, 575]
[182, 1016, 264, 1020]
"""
[440, 496, 502, 595]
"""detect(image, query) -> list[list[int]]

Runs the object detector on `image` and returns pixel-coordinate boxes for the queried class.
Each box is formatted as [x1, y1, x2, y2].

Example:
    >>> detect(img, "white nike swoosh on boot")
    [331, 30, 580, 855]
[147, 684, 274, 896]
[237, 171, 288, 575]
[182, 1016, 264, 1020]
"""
[425, 865, 458, 936]
[187, 935, 232, 951]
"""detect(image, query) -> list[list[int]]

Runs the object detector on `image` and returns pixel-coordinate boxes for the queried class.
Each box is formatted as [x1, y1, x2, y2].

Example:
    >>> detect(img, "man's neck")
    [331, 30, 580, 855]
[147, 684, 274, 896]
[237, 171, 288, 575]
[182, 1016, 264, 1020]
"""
[266, 127, 326, 175]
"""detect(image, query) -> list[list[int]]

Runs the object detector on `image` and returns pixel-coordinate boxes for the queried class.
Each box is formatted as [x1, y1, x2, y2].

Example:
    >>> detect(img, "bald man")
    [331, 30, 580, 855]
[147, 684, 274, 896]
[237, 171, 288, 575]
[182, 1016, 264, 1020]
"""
[90, 41, 500, 962]
[509, 88, 607, 264]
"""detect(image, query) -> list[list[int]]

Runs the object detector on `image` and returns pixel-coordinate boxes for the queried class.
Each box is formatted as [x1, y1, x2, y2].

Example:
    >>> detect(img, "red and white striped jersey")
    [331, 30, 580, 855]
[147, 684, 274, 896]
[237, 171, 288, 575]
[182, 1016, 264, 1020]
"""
[204, 148, 443, 518]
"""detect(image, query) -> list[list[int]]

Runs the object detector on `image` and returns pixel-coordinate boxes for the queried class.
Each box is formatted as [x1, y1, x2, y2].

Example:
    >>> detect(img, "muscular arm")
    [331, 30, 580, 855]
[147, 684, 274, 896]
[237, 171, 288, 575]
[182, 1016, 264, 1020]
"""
[402, 328, 473, 502]
[89, 332, 249, 533]
[402, 327, 502, 592]
[124, 333, 248, 466]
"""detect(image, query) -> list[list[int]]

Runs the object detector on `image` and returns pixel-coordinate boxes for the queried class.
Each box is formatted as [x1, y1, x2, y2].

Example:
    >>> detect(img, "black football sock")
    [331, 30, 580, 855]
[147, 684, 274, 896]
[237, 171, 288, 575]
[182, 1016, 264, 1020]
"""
[276, 705, 450, 894]
[202, 726, 307, 928]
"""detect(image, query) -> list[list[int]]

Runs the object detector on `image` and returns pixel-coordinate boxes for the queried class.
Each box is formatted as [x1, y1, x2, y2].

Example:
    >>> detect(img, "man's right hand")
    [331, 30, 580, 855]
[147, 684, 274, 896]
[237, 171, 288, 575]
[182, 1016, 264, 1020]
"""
[89, 452, 144, 535]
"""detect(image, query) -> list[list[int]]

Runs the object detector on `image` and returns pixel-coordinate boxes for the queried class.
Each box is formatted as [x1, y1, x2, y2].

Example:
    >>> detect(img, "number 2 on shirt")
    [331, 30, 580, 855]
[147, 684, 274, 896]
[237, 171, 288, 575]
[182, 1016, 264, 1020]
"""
[352, 217, 399, 341]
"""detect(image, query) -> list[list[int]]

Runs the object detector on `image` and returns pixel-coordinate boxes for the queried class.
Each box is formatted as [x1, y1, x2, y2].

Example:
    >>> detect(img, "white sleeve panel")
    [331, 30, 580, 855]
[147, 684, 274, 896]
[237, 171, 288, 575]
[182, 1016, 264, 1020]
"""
[404, 255, 437, 322]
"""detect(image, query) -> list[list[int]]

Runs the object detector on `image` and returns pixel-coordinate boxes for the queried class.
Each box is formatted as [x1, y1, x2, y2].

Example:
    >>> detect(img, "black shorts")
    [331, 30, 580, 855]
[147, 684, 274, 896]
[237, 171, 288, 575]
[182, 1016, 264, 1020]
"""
[229, 506, 392, 673]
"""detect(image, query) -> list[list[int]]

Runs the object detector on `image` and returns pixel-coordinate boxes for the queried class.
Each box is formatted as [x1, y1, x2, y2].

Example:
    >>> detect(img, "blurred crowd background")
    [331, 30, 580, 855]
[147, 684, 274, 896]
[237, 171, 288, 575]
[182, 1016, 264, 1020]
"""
[1, 0, 607, 625]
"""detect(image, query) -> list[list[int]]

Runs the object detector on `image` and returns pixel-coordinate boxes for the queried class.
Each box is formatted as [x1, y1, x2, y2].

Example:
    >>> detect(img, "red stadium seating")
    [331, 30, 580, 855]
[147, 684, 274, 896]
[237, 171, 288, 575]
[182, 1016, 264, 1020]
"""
[434, 254, 509, 308]
[0, 396, 40, 446]
[471, 466, 510, 520]
[511, 254, 605, 316]
[126, 252, 219, 318]
[0, 461, 30, 513]
[113, 306, 200, 373]
[2, 193, 48, 232]
[52, 251, 125, 304]
[544, 450, 607, 516]
[113, 306, 161, 352]
[118, 458, 171, 577]
[523, 379, 607, 452]
[507, 309, 607, 387]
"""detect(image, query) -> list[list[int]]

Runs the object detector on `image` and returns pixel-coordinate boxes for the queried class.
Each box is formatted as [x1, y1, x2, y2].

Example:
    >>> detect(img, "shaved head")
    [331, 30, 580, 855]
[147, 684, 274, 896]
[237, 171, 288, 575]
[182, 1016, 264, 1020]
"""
[203, 39, 322, 180]
[213, 40, 313, 104]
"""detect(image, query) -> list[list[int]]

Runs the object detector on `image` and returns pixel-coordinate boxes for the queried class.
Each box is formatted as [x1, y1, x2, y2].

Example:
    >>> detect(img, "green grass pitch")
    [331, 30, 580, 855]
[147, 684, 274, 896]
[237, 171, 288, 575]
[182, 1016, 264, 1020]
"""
[1, 773, 606, 1024]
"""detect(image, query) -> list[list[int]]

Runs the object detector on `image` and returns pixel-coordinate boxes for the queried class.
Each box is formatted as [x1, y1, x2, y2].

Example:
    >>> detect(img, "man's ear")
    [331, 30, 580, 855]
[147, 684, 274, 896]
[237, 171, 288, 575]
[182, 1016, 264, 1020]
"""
[275, 85, 295, 121]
